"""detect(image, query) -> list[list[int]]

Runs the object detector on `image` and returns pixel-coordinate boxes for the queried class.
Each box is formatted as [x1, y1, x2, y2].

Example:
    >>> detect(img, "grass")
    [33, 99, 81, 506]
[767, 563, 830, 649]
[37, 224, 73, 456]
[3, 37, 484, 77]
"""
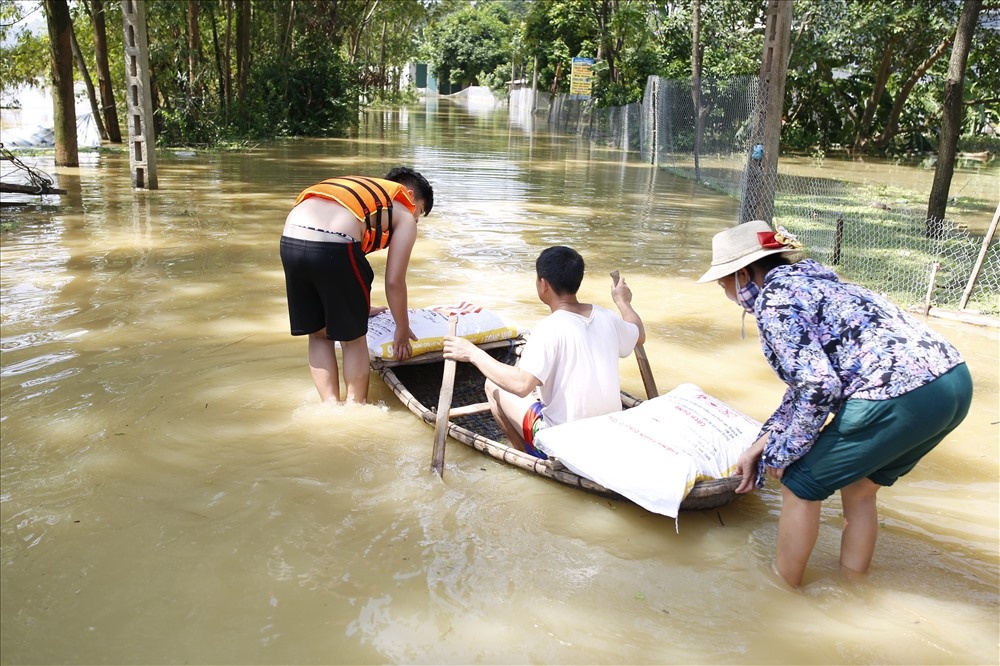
[661, 157, 999, 316]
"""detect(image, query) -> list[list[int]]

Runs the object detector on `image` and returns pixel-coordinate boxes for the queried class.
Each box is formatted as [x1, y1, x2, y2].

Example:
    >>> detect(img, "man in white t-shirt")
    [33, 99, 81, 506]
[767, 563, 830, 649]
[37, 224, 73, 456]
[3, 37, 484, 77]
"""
[442, 246, 645, 457]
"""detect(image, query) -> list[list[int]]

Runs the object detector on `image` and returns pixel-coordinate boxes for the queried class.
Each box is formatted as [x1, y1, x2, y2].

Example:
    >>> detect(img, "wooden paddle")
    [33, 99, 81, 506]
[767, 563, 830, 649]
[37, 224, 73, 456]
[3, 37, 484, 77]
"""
[611, 270, 658, 399]
[431, 314, 459, 476]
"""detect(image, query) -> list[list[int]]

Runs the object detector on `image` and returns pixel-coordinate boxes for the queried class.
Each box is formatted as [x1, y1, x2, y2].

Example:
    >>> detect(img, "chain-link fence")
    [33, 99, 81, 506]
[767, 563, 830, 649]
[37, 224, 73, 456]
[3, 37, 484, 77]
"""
[547, 77, 999, 318]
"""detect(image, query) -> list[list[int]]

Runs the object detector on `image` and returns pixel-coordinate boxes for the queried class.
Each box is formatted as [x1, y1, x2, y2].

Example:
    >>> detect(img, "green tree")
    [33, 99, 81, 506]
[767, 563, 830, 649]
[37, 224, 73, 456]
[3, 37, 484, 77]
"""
[81, 0, 123, 143]
[68, 6, 107, 140]
[139, 0, 367, 143]
[245, 30, 358, 138]
[427, 1, 514, 93]
[0, 0, 50, 105]
[348, 0, 429, 103]
[522, 0, 665, 105]
[586, 0, 661, 105]
[927, 0, 983, 234]
[641, 0, 996, 156]
[649, 0, 763, 80]
[785, 0, 960, 153]
[960, 5, 1000, 147]
[522, 0, 595, 95]
[643, 0, 763, 152]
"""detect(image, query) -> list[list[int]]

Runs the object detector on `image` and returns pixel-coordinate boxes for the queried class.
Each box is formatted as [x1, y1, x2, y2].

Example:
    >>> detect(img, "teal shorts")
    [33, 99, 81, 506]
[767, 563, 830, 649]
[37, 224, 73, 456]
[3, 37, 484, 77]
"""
[783, 363, 973, 501]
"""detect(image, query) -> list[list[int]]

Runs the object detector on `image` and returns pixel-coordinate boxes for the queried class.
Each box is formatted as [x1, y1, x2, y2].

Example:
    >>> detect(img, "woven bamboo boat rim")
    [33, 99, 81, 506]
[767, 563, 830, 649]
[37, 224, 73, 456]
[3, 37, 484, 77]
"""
[374, 337, 742, 511]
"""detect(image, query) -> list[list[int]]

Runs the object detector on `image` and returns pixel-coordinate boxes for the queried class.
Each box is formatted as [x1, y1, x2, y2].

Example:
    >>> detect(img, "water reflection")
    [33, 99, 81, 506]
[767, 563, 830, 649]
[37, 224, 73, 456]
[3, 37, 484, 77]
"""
[1, 103, 997, 664]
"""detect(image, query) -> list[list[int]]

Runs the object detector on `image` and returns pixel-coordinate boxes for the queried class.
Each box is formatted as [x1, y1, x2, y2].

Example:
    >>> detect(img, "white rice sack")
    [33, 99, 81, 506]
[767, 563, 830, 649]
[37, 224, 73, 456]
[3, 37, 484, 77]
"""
[367, 303, 521, 360]
[534, 383, 761, 519]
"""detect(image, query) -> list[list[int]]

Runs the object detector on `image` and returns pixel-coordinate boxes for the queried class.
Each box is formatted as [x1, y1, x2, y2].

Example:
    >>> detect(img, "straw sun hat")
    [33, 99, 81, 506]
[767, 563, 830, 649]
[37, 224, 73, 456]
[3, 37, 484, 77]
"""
[697, 220, 803, 283]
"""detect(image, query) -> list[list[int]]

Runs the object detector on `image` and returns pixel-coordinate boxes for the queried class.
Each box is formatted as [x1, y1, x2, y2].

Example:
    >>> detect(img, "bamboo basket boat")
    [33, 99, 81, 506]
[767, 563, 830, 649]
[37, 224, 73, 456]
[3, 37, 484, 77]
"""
[371, 338, 742, 511]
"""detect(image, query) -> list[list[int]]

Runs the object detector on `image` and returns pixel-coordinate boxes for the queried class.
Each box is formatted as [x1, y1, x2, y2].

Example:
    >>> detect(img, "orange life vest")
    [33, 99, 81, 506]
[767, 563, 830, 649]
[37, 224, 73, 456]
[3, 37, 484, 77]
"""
[293, 177, 416, 254]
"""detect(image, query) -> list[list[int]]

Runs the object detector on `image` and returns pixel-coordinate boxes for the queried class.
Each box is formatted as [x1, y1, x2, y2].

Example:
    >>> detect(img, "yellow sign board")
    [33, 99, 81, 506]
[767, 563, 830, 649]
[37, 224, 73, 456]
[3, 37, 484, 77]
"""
[570, 57, 594, 97]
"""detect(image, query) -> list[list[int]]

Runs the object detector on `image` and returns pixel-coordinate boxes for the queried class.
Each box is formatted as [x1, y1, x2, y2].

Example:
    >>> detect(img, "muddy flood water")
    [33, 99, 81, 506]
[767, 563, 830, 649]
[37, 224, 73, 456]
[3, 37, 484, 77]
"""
[2, 101, 998, 664]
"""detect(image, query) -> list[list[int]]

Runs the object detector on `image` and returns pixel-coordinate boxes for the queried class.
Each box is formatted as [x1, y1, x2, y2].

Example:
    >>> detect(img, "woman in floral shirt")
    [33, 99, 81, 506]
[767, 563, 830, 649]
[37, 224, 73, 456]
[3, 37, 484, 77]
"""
[698, 220, 973, 588]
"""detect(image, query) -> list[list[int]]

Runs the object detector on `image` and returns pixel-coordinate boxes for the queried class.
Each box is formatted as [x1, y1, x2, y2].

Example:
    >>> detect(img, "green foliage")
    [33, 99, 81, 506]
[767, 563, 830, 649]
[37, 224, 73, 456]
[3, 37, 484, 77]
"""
[591, 0, 661, 106]
[241, 36, 358, 139]
[0, 0, 49, 104]
[964, 9, 1000, 137]
[774, 180, 1000, 315]
[521, 0, 665, 106]
[783, 0, 962, 154]
[426, 1, 514, 91]
[5, 0, 995, 152]
[66, 0, 127, 137]
[522, 0, 595, 93]
[648, 0, 764, 79]
[145, 0, 365, 144]
[367, 86, 419, 107]
[957, 135, 1000, 154]
[142, 0, 214, 145]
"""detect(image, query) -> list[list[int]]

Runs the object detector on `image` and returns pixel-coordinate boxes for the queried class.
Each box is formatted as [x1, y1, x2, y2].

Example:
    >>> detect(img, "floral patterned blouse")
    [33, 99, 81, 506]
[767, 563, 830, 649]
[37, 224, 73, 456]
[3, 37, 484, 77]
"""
[753, 259, 965, 484]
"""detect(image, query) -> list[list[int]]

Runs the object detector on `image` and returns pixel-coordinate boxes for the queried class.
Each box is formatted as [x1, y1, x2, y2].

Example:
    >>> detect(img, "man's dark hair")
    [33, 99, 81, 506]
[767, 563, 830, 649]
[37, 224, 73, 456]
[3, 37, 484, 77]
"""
[386, 166, 433, 215]
[536, 246, 584, 295]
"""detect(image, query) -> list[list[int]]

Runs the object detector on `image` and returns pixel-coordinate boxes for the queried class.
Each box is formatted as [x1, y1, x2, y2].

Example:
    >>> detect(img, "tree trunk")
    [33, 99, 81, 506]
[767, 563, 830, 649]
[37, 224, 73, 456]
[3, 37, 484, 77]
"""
[281, 0, 296, 59]
[589, 0, 617, 90]
[379, 19, 388, 96]
[324, 0, 343, 48]
[852, 38, 895, 152]
[926, 0, 982, 237]
[280, 1, 296, 98]
[235, 0, 251, 105]
[69, 15, 107, 142]
[44, 0, 78, 167]
[349, 0, 379, 65]
[550, 61, 562, 96]
[187, 0, 201, 95]
[208, 2, 227, 118]
[866, 34, 952, 152]
[691, 0, 703, 181]
[86, 0, 121, 143]
[224, 0, 233, 110]
[601, 0, 617, 87]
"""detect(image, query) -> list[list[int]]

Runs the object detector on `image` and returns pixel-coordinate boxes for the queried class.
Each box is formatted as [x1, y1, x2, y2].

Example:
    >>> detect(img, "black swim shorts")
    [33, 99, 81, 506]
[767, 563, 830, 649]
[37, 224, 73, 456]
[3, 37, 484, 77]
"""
[280, 236, 374, 341]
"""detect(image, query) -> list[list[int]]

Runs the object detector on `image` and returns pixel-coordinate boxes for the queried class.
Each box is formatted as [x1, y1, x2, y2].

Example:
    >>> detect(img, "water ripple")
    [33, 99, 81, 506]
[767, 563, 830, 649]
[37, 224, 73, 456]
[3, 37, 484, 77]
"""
[1, 350, 78, 378]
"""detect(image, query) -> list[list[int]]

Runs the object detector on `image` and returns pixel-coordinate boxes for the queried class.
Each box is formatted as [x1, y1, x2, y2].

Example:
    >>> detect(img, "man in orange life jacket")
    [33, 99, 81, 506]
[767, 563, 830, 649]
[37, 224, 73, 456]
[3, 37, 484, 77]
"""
[280, 167, 434, 403]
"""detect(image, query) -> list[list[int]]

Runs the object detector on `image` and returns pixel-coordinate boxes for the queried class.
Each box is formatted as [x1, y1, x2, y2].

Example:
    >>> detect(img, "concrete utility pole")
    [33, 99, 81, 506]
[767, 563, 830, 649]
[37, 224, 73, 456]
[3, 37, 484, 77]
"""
[739, 0, 792, 225]
[121, 0, 157, 189]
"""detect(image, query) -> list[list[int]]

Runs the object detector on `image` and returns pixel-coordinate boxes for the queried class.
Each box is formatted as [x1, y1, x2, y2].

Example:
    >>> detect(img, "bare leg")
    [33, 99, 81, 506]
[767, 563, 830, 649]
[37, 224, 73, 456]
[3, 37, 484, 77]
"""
[341, 336, 371, 404]
[775, 485, 822, 588]
[484, 378, 531, 452]
[307, 330, 340, 402]
[839, 477, 881, 576]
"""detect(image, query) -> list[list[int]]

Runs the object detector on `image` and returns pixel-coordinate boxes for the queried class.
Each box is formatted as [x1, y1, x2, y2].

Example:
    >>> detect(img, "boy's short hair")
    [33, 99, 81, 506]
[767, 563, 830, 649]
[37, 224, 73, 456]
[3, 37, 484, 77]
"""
[386, 166, 434, 215]
[536, 246, 584, 295]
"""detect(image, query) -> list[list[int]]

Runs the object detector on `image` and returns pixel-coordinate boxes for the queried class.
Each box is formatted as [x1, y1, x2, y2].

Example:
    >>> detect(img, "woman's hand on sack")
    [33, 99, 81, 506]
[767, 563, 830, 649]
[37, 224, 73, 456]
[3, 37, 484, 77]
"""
[734, 434, 767, 494]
